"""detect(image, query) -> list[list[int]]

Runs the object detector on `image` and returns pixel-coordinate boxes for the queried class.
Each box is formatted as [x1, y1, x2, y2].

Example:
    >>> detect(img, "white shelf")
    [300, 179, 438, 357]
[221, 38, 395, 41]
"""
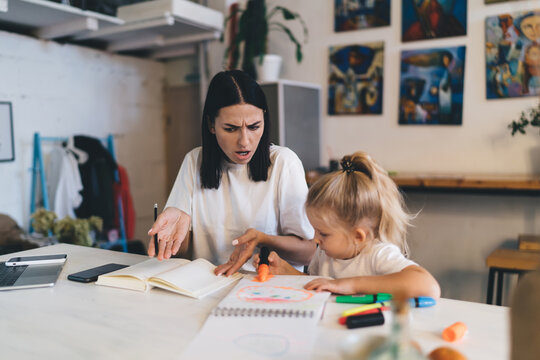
[0, 0, 223, 60]
[0, 0, 122, 39]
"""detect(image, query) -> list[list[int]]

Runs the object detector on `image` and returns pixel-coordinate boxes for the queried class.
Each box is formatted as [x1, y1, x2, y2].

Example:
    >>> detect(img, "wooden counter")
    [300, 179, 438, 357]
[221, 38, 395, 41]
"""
[306, 171, 540, 195]
[390, 174, 540, 195]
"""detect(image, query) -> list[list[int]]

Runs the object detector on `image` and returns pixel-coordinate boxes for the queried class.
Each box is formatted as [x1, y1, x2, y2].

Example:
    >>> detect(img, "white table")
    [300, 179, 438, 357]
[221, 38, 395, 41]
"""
[0, 244, 510, 359]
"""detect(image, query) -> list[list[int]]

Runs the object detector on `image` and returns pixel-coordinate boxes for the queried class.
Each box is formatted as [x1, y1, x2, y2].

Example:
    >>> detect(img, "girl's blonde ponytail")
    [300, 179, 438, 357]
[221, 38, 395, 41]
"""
[307, 151, 413, 255]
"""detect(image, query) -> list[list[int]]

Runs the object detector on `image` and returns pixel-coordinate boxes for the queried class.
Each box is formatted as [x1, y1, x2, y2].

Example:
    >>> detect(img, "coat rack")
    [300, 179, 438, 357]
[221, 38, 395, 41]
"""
[30, 132, 127, 252]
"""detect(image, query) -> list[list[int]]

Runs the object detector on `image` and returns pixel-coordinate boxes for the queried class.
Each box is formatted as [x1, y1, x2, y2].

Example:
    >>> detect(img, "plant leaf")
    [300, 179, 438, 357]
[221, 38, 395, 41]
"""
[269, 22, 303, 63]
[270, 6, 309, 43]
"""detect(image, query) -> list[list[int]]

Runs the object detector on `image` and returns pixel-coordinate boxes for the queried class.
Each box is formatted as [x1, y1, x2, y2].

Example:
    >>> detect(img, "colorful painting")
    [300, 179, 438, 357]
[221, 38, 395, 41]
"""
[485, 0, 521, 3]
[402, 0, 467, 42]
[334, 0, 390, 32]
[485, 10, 540, 99]
[237, 286, 314, 303]
[399, 46, 466, 125]
[328, 42, 384, 115]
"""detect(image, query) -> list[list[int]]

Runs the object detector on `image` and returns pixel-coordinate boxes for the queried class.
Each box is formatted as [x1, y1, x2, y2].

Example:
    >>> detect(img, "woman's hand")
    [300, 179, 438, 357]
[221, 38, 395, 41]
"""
[304, 278, 357, 294]
[253, 251, 304, 276]
[147, 207, 191, 260]
[214, 228, 266, 277]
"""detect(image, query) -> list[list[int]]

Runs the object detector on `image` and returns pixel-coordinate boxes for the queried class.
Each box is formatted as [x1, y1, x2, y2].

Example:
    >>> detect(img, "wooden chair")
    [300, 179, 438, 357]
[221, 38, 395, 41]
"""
[486, 237, 540, 305]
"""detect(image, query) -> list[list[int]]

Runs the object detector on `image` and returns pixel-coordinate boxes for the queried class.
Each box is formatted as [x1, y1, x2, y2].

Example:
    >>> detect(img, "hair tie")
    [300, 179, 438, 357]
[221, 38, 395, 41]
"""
[342, 160, 354, 174]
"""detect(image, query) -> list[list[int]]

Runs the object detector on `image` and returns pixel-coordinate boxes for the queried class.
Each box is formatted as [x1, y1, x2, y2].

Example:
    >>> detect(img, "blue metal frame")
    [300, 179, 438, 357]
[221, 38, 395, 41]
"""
[30, 132, 127, 252]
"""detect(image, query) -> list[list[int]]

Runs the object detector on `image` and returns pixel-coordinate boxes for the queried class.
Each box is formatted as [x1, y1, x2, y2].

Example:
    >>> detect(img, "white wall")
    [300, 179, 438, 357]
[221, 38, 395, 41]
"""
[0, 30, 167, 243]
[204, 0, 540, 303]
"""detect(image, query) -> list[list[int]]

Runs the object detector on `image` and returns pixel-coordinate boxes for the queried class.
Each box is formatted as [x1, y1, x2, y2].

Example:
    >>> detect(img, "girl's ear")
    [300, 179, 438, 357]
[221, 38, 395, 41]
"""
[354, 227, 367, 244]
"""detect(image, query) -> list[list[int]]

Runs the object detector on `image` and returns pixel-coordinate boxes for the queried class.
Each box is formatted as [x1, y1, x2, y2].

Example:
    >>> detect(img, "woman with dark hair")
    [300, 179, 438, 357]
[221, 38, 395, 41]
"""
[147, 70, 315, 276]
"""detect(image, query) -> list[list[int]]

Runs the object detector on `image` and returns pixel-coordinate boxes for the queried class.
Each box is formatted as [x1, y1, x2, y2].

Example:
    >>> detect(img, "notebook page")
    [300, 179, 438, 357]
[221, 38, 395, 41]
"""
[99, 258, 190, 282]
[181, 316, 319, 360]
[148, 258, 242, 298]
[213, 275, 330, 319]
[180, 275, 330, 359]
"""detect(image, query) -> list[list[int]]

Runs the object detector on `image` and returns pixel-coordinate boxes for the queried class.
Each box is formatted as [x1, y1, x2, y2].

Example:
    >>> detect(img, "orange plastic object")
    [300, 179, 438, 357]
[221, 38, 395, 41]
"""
[428, 346, 467, 360]
[254, 264, 273, 282]
[442, 322, 467, 342]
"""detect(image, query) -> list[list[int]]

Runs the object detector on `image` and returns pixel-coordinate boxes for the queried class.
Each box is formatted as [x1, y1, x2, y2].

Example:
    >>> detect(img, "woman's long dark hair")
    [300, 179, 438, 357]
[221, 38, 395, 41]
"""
[200, 70, 271, 189]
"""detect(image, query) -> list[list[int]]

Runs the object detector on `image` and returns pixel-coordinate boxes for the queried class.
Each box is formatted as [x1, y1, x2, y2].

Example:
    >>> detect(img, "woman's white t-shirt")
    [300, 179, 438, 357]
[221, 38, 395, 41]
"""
[165, 145, 314, 269]
[308, 242, 417, 279]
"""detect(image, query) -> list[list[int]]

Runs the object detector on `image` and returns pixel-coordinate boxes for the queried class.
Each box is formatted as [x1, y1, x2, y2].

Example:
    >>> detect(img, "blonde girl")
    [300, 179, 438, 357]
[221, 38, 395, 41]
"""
[255, 151, 440, 298]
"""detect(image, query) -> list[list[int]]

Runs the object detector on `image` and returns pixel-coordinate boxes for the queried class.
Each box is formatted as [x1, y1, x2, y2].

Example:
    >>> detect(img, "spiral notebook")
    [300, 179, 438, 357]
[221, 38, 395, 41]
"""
[181, 275, 331, 360]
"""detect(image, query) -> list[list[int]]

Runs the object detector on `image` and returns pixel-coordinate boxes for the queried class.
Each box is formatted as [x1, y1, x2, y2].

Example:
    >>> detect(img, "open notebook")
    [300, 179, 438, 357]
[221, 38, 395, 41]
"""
[95, 257, 242, 299]
[181, 275, 331, 359]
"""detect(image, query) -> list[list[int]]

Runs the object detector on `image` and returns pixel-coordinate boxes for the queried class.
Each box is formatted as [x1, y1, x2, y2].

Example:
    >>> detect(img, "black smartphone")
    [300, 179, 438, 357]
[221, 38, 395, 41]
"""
[67, 263, 128, 283]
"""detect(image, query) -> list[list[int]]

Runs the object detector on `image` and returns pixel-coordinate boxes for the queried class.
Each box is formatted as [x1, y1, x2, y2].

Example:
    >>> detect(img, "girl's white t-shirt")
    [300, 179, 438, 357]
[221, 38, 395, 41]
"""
[308, 242, 417, 279]
[165, 145, 314, 269]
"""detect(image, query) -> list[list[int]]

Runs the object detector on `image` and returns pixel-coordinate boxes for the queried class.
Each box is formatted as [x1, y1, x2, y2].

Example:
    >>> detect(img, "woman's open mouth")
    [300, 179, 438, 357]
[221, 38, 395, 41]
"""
[235, 150, 251, 161]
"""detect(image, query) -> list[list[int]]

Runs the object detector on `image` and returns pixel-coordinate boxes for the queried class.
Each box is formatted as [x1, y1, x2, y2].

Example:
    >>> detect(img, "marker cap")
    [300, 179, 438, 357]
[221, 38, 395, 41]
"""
[442, 321, 467, 342]
[410, 296, 436, 308]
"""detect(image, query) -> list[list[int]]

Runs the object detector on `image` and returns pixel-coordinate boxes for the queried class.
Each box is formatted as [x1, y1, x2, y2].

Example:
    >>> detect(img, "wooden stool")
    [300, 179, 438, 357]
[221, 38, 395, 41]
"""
[486, 248, 540, 305]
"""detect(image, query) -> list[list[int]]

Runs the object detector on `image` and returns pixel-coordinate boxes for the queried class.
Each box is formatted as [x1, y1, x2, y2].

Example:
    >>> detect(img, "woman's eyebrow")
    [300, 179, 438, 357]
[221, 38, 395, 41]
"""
[223, 120, 262, 127]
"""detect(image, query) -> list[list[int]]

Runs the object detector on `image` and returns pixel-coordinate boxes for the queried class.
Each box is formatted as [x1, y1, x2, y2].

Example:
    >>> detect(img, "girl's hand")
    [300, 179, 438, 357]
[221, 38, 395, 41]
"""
[215, 228, 266, 277]
[253, 251, 303, 276]
[147, 207, 191, 260]
[304, 278, 357, 294]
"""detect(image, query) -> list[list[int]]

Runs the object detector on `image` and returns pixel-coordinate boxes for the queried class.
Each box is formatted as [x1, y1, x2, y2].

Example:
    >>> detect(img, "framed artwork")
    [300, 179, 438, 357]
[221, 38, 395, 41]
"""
[485, 10, 540, 99]
[399, 46, 466, 125]
[402, 0, 467, 42]
[334, 0, 390, 32]
[485, 0, 521, 3]
[328, 42, 384, 115]
[0, 102, 14, 162]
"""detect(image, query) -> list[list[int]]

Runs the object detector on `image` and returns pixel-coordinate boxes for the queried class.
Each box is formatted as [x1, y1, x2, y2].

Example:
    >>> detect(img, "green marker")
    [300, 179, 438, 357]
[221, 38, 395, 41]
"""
[336, 293, 392, 304]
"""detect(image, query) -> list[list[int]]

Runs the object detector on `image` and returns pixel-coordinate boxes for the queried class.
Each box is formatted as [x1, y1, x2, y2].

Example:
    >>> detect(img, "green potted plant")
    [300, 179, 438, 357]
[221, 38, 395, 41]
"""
[223, 0, 308, 81]
[508, 102, 540, 136]
[31, 208, 103, 247]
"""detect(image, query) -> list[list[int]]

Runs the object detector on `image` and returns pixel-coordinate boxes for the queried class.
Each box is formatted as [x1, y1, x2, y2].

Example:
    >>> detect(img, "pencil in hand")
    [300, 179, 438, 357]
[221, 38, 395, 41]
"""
[153, 203, 159, 258]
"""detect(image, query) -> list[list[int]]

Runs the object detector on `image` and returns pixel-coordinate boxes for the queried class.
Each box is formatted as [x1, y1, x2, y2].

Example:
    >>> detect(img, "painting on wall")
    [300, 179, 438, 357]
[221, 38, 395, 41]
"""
[402, 0, 467, 42]
[328, 42, 384, 115]
[485, 10, 540, 99]
[334, 0, 390, 32]
[485, 0, 521, 3]
[399, 46, 466, 125]
[0, 102, 14, 162]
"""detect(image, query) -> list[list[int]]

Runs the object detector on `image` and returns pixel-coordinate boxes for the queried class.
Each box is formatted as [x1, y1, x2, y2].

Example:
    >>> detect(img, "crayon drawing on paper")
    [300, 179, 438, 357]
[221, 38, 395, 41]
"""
[237, 286, 314, 303]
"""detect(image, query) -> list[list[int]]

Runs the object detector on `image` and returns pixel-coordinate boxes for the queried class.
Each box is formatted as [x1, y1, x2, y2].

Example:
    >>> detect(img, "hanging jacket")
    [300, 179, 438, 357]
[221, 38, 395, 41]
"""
[46, 146, 83, 219]
[74, 135, 117, 230]
[113, 164, 136, 240]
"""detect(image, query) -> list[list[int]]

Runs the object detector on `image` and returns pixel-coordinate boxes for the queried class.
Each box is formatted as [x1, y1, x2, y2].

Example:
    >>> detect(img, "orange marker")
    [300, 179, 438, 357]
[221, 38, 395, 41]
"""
[254, 246, 273, 282]
[442, 322, 467, 342]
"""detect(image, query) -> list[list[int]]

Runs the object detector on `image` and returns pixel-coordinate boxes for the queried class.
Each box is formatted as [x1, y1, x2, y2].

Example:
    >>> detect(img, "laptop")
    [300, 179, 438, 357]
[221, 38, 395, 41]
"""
[0, 261, 65, 290]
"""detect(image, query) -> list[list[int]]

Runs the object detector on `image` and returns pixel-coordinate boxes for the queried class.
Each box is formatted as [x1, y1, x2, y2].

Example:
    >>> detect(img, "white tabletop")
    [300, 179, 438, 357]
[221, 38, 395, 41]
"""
[0, 244, 510, 359]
